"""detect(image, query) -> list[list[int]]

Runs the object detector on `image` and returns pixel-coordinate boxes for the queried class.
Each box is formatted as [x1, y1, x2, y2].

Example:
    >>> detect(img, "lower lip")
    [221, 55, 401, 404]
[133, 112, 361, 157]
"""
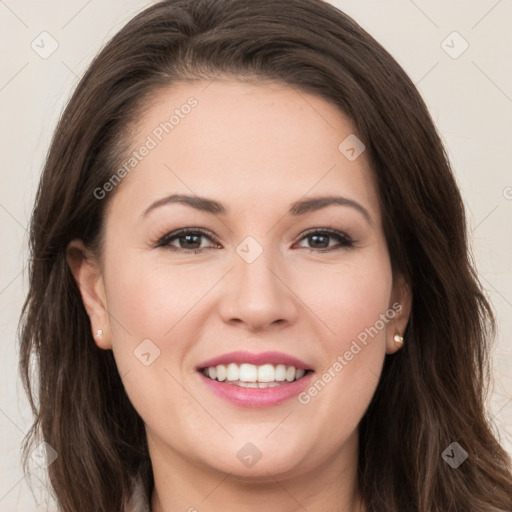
[198, 371, 315, 408]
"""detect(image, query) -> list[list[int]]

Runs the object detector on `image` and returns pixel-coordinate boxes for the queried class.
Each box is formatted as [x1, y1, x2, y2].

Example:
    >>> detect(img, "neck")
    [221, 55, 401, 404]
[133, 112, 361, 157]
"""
[148, 429, 365, 512]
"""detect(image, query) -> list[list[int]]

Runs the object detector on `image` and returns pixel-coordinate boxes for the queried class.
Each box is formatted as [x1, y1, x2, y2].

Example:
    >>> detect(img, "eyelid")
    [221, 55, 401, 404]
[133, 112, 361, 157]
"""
[298, 227, 351, 240]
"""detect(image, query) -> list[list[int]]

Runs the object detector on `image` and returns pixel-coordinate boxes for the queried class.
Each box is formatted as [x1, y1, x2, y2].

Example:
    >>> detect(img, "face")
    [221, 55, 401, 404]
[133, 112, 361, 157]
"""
[69, 79, 410, 481]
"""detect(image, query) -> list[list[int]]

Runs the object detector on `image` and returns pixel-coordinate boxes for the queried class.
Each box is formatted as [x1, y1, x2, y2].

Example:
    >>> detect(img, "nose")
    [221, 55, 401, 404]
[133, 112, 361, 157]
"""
[218, 245, 299, 332]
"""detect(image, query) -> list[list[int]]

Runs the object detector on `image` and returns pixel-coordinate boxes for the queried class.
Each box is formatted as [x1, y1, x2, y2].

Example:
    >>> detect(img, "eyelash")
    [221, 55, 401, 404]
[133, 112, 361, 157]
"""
[154, 227, 355, 254]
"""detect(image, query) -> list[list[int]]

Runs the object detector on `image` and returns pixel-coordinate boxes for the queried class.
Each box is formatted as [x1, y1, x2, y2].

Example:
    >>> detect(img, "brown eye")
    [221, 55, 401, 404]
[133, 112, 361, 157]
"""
[296, 229, 354, 251]
[156, 228, 220, 253]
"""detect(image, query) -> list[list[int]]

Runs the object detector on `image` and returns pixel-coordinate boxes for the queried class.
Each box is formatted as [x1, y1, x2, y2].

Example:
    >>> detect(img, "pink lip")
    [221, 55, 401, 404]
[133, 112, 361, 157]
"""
[197, 371, 315, 408]
[196, 350, 313, 370]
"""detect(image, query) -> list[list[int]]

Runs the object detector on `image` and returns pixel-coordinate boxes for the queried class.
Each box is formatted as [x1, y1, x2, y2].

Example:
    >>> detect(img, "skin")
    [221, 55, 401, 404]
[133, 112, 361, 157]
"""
[67, 79, 411, 512]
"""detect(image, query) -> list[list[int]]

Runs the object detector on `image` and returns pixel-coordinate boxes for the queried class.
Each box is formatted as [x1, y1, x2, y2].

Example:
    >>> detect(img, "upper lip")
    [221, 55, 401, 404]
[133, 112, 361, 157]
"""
[196, 351, 313, 371]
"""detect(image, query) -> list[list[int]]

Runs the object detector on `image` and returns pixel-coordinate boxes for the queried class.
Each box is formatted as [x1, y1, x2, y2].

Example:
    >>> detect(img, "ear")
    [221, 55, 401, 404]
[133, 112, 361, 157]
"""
[385, 273, 412, 355]
[66, 239, 112, 350]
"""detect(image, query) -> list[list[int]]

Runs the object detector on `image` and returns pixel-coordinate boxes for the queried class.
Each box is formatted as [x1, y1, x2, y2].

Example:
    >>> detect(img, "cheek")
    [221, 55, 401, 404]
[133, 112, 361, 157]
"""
[103, 255, 209, 427]
[298, 247, 393, 345]
[105, 251, 211, 341]
[295, 250, 392, 426]
[102, 249, 226, 414]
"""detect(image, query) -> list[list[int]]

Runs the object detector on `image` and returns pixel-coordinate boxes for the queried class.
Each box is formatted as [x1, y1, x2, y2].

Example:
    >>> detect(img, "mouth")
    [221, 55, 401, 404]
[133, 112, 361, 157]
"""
[195, 350, 315, 407]
[198, 363, 314, 388]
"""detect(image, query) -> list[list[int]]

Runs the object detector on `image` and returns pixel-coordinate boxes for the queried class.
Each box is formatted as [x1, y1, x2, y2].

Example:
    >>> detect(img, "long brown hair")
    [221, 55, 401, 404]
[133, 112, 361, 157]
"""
[18, 0, 512, 510]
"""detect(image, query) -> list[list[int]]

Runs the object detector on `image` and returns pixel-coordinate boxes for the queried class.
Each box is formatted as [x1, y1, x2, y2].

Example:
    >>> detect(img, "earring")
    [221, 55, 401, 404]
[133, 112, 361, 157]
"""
[393, 330, 404, 348]
[95, 329, 103, 339]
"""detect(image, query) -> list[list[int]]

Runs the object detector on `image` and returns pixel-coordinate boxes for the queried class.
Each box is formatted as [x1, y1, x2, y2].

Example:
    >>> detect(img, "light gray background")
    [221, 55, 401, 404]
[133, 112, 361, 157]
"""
[1, 1, 511, 510]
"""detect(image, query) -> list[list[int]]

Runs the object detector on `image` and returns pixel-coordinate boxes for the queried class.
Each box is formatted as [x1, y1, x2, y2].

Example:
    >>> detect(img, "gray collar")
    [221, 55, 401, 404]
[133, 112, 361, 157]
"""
[126, 477, 151, 512]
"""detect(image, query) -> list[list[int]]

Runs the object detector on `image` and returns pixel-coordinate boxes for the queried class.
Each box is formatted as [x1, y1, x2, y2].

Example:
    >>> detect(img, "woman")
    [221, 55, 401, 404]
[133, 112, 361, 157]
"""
[18, 0, 512, 510]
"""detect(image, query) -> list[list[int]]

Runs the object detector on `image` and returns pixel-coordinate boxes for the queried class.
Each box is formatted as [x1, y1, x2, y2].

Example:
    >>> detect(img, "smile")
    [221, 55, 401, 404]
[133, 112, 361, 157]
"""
[200, 363, 310, 387]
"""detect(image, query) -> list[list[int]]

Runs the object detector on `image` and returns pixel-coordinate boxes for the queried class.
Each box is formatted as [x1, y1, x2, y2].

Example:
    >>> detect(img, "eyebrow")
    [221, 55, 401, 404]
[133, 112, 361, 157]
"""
[142, 193, 373, 225]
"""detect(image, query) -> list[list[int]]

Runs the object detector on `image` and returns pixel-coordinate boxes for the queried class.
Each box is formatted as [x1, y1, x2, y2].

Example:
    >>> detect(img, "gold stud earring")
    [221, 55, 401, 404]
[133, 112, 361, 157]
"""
[393, 330, 404, 348]
[96, 329, 103, 339]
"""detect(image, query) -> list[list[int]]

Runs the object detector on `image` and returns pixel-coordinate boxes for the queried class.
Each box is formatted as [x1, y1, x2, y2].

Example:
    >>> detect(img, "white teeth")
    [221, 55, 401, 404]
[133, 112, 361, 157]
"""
[257, 364, 275, 382]
[275, 364, 287, 381]
[220, 380, 284, 388]
[239, 363, 257, 382]
[201, 363, 309, 384]
[226, 363, 239, 381]
[216, 365, 227, 382]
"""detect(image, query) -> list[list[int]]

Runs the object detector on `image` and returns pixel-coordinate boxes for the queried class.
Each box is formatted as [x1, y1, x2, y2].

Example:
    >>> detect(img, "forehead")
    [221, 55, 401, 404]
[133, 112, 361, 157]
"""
[108, 79, 380, 224]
